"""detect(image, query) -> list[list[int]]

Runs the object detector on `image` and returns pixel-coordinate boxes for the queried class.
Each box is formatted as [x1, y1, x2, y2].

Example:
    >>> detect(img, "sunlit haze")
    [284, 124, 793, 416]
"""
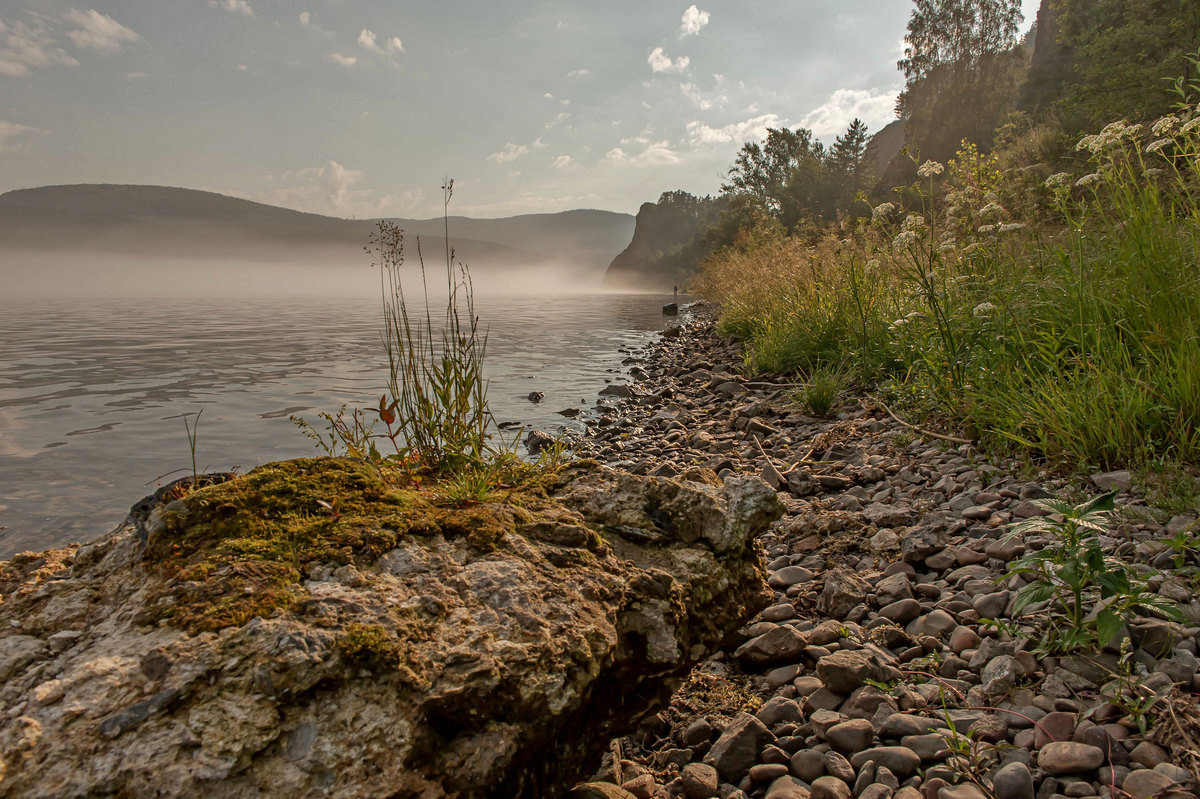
[1, 1, 1040, 218]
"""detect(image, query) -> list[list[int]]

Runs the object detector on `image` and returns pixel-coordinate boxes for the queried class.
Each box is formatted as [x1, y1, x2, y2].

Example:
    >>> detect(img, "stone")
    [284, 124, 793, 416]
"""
[907, 609, 957, 638]
[0, 462, 783, 798]
[816, 650, 899, 694]
[1129, 741, 1169, 768]
[863, 503, 917, 527]
[937, 785, 988, 799]
[1092, 470, 1132, 491]
[704, 713, 773, 784]
[1034, 711, 1076, 748]
[790, 749, 825, 781]
[757, 697, 804, 728]
[1121, 769, 1176, 799]
[736, 626, 809, 667]
[949, 626, 981, 653]
[875, 573, 914, 605]
[823, 751, 856, 782]
[765, 775, 813, 799]
[769, 566, 815, 589]
[879, 599, 922, 624]
[811, 776, 852, 799]
[1038, 742, 1105, 774]
[749, 763, 790, 783]
[826, 719, 875, 753]
[848, 746, 921, 778]
[680, 762, 721, 799]
[991, 761, 1035, 799]
[570, 783, 639, 799]
[819, 571, 871, 618]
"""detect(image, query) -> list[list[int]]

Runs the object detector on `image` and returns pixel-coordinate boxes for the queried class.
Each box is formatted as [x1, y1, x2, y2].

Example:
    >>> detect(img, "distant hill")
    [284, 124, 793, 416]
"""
[0, 184, 635, 276]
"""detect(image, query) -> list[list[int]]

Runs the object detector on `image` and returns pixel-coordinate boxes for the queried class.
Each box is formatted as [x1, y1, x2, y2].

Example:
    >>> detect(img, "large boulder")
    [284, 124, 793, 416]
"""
[0, 458, 781, 798]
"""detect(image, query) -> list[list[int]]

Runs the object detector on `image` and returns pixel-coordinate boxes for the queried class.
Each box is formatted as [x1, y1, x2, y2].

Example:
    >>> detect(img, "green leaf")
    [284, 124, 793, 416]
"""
[1077, 491, 1117, 517]
[1012, 581, 1053, 616]
[1095, 609, 1123, 644]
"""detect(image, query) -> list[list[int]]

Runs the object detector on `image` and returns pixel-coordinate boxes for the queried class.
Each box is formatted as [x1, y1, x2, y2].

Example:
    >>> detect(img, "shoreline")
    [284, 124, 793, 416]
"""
[571, 302, 1200, 799]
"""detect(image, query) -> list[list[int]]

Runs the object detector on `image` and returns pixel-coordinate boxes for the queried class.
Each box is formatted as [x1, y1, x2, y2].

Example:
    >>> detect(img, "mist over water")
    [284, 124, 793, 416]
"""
[0, 251, 674, 558]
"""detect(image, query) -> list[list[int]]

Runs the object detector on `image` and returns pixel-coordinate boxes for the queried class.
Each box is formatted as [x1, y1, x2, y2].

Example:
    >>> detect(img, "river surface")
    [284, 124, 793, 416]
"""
[0, 292, 675, 558]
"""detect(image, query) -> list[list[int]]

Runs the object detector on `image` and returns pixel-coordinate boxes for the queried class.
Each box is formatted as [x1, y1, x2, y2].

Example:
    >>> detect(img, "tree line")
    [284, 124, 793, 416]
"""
[620, 0, 1200, 289]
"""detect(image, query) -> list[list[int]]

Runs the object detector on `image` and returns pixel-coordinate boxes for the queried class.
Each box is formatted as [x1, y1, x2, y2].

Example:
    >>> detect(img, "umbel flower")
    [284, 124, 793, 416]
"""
[872, 202, 895, 221]
[917, 160, 944, 178]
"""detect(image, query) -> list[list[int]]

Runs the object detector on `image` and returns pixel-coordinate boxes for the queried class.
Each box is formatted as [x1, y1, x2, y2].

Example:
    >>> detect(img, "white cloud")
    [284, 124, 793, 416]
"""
[685, 113, 783, 148]
[800, 87, 899, 137]
[605, 140, 681, 166]
[0, 17, 79, 76]
[255, 160, 415, 217]
[357, 28, 403, 55]
[680, 81, 726, 111]
[299, 10, 333, 37]
[63, 9, 139, 53]
[0, 120, 43, 152]
[567, 68, 590, 77]
[486, 142, 529, 164]
[210, 0, 254, 17]
[532, 137, 548, 149]
[551, 155, 573, 169]
[647, 46, 688, 74]
[326, 53, 357, 68]
[680, 6, 710, 36]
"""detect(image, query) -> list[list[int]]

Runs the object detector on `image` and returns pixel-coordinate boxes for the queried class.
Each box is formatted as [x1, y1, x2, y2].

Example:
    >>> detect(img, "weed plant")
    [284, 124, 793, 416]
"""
[698, 104, 1200, 474]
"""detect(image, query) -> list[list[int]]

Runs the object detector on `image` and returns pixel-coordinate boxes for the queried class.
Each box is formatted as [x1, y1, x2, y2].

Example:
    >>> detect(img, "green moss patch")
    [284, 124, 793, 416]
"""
[142, 457, 566, 634]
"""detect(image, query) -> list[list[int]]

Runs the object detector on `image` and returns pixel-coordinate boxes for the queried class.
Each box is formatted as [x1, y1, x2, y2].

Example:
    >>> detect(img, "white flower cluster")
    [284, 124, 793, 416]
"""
[998, 222, 1026, 233]
[917, 160, 945, 178]
[972, 302, 997, 317]
[892, 231, 919, 250]
[872, 202, 895, 221]
[903, 214, 926, 232]
[1075, 172, 1102, 187]
[979, 202, 1005, 217]
[1044, 172, 1072, 189]
[1147, 138, 1173, 154]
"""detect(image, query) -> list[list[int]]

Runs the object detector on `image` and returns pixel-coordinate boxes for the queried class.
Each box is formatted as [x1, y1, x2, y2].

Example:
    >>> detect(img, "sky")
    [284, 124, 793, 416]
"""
[0, 1, 1040, 219]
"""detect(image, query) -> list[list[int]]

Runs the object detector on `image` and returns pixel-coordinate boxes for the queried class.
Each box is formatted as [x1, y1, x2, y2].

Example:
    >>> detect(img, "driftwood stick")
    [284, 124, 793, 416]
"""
[875, 398, 973, 445]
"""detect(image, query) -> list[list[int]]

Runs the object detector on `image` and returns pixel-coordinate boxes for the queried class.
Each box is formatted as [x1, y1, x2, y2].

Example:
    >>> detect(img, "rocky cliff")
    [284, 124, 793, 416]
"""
[602, 194, 712, 292]
[0, 459, 781, 798]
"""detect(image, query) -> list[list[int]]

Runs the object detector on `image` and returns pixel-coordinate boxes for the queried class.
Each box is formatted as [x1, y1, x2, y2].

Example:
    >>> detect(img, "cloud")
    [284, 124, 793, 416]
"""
[63, 9, 140, 53]
[210, 0, 254, 17]
[680, 81, 726, 111]
[680, 6, 710, 36]
[685, 113, 783, 147]
[0, 17, 79, 76]
[326, 53, 357, 68]
[551, 155, 573, 169]
[357, 28, 403, 55]
[486, 142, 529, 164]
[567, 68, 590, 77]
[605, 139, 681, 166]
[255, 160, 416, 217]
[299, 10, 333, 37]
[647, 46, 688, 74]
[0, 120, 43, 152]
[800, 87, 899, 137]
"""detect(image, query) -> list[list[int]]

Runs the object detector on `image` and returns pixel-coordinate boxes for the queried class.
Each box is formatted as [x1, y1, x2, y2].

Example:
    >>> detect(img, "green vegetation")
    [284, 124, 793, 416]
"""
[793, 364, 846, 417]
[1002, 491, 1181, 653]
[143, 457, 562, 634]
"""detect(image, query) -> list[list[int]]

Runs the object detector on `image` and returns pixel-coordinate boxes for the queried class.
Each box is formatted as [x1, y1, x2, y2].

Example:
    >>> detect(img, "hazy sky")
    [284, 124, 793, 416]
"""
[0, 1, 1039, 219]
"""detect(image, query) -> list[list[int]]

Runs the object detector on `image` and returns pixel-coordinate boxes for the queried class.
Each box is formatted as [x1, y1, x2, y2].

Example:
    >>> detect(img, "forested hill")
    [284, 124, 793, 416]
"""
[0, 184, 634, 274]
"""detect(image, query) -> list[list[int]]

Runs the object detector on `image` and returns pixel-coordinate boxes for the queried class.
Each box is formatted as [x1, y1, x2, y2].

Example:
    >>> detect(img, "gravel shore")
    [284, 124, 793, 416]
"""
[567, 303, 1200, 799]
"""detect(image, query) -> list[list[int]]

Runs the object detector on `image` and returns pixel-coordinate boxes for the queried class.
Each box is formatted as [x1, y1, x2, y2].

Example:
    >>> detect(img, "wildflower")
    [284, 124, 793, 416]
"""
[903, 213, 925, 231]
[999, 222, 1026, 233]
[979, 202, 1005, 217]
[872, 202, 895, 220]
[1182, 117, 1200, 135]
[1044, 172, 1072, 189]
[1076, 134, 1100, 152]
[917, 160, 945, 178]
[978, 224, 996, 234]
[892, 231, 918, 250]
[1152, 115, 1179, 135]
[972, 302, 997, 317]
[890, 318, 909, 328]
[1146, 138, 1172, 154]
[1075, 173, 1102, 187]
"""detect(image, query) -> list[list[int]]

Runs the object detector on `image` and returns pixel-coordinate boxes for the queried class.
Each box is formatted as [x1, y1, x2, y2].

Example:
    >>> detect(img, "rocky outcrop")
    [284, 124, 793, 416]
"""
[0, 460, 782, 798]
[602, 193, 712, 292]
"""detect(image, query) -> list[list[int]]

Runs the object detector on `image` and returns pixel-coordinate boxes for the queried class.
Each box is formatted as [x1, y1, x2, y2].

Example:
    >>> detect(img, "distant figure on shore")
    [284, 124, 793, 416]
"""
[673, 285, 678, 298]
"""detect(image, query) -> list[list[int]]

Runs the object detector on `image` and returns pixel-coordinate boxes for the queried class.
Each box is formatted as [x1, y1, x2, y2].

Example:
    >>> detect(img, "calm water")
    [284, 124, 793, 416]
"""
[0, 293, 672, 558]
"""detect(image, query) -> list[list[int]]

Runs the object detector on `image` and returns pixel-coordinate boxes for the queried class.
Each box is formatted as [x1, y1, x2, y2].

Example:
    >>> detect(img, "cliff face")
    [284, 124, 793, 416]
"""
[0, 459, 781, 798]
[602, 198, 708, 292]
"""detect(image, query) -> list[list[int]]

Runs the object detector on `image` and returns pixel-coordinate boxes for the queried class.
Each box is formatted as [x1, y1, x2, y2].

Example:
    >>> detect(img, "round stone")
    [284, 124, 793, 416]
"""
[1037, 741, 1105, 775]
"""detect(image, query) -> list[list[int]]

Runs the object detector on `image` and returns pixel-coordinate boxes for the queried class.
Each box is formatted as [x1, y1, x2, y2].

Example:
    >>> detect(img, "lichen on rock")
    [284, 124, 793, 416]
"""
[0, 458, 781, 798]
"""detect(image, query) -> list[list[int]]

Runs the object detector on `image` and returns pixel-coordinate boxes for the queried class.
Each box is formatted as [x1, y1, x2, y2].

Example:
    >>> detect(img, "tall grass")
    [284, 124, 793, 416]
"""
[699, 109, 1200, 471]
[374, 180, 493, 473]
